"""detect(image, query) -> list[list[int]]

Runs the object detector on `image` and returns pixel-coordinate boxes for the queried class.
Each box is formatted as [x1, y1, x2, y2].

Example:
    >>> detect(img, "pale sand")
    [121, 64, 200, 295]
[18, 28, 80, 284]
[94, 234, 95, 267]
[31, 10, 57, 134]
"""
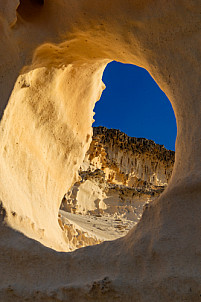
[60, 210, 137, 242]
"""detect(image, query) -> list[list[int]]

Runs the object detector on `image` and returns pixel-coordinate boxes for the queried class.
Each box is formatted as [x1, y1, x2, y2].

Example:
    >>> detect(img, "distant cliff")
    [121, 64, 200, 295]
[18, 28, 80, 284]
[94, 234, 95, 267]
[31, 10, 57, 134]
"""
[60, 127, 175, 250]
[82, 126, 175, 187]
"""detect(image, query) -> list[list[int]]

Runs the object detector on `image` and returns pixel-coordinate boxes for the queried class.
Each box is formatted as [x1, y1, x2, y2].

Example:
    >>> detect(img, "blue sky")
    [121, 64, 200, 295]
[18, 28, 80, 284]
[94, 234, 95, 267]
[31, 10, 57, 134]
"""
[93, 61, 177, 151]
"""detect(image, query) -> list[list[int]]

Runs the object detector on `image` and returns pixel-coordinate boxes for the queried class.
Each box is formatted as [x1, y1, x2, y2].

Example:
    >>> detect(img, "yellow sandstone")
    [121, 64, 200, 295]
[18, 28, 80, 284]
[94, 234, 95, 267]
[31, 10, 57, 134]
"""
[0, 0, 200, 301]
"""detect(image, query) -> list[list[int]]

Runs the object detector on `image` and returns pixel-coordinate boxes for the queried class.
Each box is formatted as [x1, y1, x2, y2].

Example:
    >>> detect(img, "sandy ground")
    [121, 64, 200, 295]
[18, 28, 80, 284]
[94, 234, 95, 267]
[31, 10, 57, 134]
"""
[60, 209, 138, 241]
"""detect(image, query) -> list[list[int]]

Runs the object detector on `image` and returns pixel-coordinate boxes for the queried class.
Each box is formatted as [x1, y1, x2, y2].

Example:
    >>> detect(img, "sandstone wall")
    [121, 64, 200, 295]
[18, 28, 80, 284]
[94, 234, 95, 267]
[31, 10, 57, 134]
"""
[83, 126, 174, 186]
[0, 0, 200, 301]
[61, 127, 173, 232]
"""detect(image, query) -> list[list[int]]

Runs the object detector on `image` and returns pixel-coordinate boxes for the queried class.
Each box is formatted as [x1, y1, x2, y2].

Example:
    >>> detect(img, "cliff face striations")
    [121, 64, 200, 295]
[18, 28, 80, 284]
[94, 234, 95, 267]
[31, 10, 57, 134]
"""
[84, 126, 174, 186]
[60, 127, 175, 250]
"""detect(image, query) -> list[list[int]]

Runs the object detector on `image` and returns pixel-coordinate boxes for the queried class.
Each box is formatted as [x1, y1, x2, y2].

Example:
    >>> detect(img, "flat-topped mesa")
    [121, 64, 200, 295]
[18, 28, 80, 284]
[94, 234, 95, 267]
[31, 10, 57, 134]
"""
[82, 126, 175, 187]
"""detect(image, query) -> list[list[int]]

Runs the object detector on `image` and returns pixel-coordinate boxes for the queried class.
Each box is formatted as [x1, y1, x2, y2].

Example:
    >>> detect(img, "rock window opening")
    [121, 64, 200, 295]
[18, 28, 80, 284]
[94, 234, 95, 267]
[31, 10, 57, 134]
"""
[58, 62, 176, 251]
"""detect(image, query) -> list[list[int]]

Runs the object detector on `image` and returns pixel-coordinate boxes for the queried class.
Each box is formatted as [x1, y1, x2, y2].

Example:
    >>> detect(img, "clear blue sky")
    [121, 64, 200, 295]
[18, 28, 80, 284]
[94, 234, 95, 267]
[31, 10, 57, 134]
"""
[93, 61, 177, 151]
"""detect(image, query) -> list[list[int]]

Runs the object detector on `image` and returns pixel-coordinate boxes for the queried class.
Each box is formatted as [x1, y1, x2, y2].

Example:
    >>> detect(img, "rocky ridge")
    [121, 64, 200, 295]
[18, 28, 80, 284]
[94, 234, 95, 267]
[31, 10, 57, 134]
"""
[60, 127, 175, 250]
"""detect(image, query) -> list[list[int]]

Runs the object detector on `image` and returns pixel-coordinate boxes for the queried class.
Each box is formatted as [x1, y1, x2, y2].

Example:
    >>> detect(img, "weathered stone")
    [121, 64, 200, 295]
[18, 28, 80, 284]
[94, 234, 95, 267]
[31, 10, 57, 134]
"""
[0, 0, 200, 301]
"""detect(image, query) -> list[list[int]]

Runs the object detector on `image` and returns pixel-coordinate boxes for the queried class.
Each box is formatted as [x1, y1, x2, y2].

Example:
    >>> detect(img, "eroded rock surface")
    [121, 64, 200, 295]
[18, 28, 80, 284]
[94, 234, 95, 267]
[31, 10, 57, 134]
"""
[0, 0, 200, 301]
[83, 126, 174, 186]
[60, 127, 174, 250]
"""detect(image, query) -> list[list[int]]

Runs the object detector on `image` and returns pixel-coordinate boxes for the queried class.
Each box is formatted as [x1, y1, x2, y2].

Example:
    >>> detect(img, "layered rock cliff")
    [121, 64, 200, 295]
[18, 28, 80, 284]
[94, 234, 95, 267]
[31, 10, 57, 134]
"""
[83, 126, 174, 186]
[60, 127, 175, 250]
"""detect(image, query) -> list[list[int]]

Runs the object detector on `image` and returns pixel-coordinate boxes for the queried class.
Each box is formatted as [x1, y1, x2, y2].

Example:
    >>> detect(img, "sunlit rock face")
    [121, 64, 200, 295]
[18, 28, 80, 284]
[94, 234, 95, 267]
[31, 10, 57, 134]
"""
[83, 127, 174, 186]
[0, 0, 200, 301]
[60, 127, 174, 251]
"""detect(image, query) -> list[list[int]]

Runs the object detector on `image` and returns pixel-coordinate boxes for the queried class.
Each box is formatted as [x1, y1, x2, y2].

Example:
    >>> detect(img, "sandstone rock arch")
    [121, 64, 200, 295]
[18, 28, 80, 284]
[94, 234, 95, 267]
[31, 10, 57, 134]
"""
[0, 0, 200, 300]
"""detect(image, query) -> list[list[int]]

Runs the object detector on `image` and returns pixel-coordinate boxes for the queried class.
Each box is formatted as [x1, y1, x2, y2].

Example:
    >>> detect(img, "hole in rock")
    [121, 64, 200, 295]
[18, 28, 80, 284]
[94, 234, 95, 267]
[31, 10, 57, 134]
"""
[59, 62, 177, 251]
[17, 0, 44, 21]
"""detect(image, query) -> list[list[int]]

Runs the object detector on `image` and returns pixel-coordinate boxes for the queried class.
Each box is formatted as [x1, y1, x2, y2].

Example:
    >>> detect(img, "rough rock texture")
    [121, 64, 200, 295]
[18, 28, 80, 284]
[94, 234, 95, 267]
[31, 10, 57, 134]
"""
[60, 126, 174, 250]
[83, 126, 174, 186]
[58, 211, 103, 250]
[0, 0, 200, 301]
